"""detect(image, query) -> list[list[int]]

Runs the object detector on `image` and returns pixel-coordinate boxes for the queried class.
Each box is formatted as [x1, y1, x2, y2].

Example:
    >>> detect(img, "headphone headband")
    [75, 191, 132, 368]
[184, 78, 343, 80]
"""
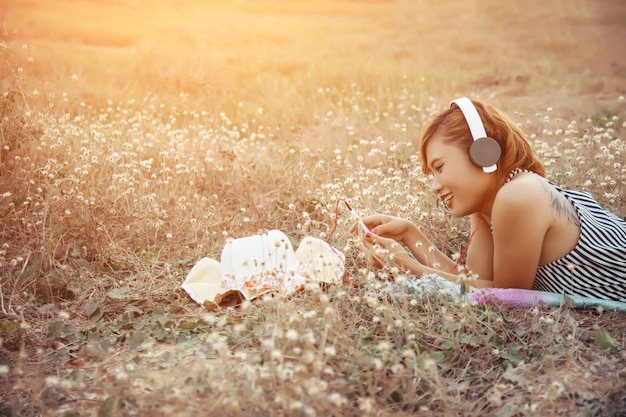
[450, 97, 499, 173]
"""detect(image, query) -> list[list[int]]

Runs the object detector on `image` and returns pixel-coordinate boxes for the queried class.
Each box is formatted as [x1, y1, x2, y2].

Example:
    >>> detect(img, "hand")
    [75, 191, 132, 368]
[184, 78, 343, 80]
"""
[350, 214, 415, 244]
[361, 232, 415, 270]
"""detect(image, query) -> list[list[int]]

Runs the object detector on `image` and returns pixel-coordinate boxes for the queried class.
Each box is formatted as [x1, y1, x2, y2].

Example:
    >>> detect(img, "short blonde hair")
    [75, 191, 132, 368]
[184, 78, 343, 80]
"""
[419, 99, 545, 186]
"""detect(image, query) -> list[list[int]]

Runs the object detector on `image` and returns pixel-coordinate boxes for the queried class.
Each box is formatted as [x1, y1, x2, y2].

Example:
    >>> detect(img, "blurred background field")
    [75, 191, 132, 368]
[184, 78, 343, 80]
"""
[2, 0, 625, 115]
[0, 0, 625, 415]
[1, 0, 623, 269]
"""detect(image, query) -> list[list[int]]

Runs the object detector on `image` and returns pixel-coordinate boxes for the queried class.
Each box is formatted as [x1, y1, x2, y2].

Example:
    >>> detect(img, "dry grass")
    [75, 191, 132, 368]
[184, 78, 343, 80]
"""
[0, 0, 625, 416]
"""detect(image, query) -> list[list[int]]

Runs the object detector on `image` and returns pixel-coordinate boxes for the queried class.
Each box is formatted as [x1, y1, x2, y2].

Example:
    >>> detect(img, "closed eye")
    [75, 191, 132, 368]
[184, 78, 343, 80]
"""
[428, 158, 443, 174]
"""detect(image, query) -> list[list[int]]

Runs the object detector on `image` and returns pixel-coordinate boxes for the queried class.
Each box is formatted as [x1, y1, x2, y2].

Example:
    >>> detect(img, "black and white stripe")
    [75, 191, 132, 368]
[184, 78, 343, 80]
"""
[533, 188, 626, 302]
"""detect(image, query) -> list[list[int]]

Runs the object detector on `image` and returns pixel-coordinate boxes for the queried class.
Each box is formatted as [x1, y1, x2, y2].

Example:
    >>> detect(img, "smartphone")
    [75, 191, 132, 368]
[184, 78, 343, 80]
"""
[344, 201, 369, 233]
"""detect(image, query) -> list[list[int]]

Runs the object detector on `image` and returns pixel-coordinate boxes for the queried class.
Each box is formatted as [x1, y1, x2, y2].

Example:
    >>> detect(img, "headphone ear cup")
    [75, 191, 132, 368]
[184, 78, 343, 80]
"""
[469, 137, 501, 168]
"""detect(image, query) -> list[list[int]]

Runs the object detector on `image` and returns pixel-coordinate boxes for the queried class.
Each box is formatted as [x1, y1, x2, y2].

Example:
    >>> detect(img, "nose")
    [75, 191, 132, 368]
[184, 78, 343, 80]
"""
[430, 174, 442, 193]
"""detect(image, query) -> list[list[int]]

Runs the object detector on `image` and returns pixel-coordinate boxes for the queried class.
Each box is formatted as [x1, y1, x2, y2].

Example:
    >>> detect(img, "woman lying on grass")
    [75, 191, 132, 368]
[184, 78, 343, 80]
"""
[352, 97, 626, 302]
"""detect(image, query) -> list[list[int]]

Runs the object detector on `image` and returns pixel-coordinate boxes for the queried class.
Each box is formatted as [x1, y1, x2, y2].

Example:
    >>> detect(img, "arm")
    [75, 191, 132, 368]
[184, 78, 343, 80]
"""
[465, 213, 494, 281]
[356, 214, 496, 287]
[360, 232, 496, 288]
[489, 181, 551, 289]
[356, 178, 553, 289]
[354, 214, 456, 271]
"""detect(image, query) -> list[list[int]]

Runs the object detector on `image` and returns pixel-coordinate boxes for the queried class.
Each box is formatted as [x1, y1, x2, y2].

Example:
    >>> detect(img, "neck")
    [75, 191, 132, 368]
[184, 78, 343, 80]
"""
[479, 174, 498, 220]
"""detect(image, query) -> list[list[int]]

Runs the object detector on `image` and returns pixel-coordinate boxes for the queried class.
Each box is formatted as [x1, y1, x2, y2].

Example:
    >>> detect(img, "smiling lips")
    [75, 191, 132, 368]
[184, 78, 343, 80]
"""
[442, 193, 454, 208]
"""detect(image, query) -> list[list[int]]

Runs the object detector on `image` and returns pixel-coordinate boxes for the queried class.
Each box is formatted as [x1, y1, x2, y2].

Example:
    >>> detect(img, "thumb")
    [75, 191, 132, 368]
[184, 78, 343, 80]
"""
[368, 225, 382, 236]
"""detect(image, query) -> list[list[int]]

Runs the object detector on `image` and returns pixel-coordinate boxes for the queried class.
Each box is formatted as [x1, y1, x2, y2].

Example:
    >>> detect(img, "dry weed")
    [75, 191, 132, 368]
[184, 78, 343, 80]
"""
[0, 9, 625, 416]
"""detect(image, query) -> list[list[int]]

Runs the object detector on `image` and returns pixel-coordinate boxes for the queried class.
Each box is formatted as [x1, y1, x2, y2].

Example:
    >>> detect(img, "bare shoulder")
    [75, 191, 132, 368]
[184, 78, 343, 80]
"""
[494, 174, 547, 210]
[491, 174, 553, 233]
[536, 178, 581, 227]
[493, 174, 579, 228]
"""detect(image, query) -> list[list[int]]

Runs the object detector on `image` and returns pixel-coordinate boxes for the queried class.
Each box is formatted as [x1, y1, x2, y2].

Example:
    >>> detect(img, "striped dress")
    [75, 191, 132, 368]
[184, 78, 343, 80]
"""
[533, 185, 626, 302]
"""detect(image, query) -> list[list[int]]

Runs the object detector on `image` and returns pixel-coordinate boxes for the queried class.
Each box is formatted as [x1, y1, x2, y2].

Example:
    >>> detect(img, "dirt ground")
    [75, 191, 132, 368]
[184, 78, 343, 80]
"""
[468, 0, 626, 116]
[1, 0, 624, 118]
[591, 0, 626, 80]
[0, 1, 625, 415]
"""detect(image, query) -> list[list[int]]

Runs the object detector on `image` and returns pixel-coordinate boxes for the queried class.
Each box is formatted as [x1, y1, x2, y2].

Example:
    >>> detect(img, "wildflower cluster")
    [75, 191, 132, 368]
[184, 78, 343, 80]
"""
[1, 31, 624, 417]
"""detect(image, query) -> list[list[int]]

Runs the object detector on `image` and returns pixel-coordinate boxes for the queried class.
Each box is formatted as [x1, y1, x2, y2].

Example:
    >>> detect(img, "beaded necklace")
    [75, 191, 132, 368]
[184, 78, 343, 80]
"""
[505, 168, 533, 184]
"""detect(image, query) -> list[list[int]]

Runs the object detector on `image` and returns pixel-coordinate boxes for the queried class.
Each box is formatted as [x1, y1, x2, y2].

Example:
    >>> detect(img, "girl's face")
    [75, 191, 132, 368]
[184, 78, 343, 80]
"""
[425, 133, 494, 217]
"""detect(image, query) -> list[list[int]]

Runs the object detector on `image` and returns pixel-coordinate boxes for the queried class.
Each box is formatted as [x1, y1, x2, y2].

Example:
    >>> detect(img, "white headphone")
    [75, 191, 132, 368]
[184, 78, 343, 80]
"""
[450, 97, 501, 173]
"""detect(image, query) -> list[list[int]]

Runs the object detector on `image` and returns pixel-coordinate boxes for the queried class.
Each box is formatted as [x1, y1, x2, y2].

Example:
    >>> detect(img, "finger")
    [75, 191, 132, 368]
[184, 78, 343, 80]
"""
[350, 222, 368, 236]
[364, 233, 393, 251]
[360, 238, 384, 268]
[361, 238, 386, 265]
[365, 216, 393, 236]
[362, 232, 382, 251]
[361, 214, 384, 230]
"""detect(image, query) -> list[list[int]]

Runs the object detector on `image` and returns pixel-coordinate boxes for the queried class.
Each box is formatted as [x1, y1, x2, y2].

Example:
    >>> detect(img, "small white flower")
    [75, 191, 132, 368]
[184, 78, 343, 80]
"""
[359, 398, 374, 413]
[328, 392, 347, 407]
[45, 376, 60, 386]
[376, 341, 392, 351]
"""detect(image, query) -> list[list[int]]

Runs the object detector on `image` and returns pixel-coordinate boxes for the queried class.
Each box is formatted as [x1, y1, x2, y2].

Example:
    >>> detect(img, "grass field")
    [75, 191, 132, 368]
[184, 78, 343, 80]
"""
[0, 0, 625, 415]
